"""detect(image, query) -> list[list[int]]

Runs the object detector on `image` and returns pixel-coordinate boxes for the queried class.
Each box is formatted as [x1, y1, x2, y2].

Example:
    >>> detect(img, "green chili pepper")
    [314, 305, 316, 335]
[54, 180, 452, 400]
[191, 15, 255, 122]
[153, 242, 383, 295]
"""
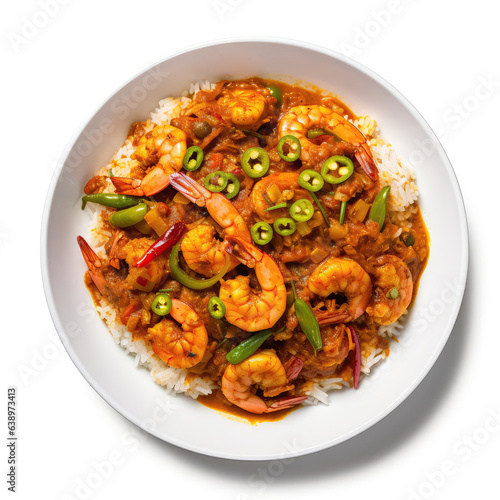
[223, 173, 240, 200]
[204, 171, 228, 192]
[274, 218, 296, 236]
[321, 156, 354, 184]
[368, 186, 391, 231]
[108, 203, 148, 228]
[310, 192, 331, 228]
[109, 169, 114, 177]
[339, 200, 347, 225]
[298, 170, 324, 192]
[226, 329, 274, 364]
[277, 135, 301, 162]
[81, 193, 141, 210]
[403, 233, 415, 247]
[208, 296, 226, 319]
[386, 287, 399, 300]
[290, 281, 322, 355]
[241, 147, 270, 178]
[289, 199, 314, 222]
[265, 202, 288, 212]
[251, 221, 273, 245]
[169, 242, 230, 290]
[307, 128, 333, 139]
[266, 84, 282, 107]
[151, 293, 172, 316]
[183, 146, 204, 171]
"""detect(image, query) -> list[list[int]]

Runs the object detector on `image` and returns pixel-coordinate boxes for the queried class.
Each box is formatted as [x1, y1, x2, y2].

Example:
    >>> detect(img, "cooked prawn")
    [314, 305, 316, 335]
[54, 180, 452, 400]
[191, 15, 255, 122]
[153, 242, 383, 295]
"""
[146, 299, 207, 369]
[249, 172, 313, 222]
[112, 124, 187, 196]
[169, 171, 251, 245]
[308, 256, 372, 324]
[221, 349, 307, 414]
[219, 89, 266, 126]
[220, 236, 286, 332]
[365, 255, 413, 325]
[181, 224, 240, 278]
[278, 105, 378, 180]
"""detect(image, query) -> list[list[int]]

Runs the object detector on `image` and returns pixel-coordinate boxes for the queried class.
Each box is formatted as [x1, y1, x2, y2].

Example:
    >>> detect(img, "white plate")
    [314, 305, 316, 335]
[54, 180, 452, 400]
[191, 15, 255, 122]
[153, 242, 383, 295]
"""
[41, 38, 468, 460]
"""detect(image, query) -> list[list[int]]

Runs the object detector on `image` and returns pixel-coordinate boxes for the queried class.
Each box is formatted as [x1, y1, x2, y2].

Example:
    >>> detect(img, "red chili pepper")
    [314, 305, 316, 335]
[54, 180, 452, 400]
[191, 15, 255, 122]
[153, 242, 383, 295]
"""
[120, 304, 136, 324]
[135, 221, 185, 268]
[136, 276, 149, 287]
[349, 325, 361, 389]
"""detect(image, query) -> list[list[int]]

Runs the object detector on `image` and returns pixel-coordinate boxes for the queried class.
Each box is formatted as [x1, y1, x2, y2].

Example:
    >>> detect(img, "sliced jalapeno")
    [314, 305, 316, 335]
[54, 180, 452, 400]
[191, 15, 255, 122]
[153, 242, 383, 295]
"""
[108, 203, 148, 228]
[266, 84, 282, 107]
[273, 218, 296, 236]
[241, 147, 270, 178]
[277, 135, 301, 162]
[183, 146, 204, 171]
[208, 296, 226, 319]
[321, 156, 354, 184]
[204, 171, 228, 192]
[152, 293, 172, 316]
[251, 221, 273, 245]
[223, 173, 240, 200]
[298, 170, 324, 192]
[289, 199, 314, 222]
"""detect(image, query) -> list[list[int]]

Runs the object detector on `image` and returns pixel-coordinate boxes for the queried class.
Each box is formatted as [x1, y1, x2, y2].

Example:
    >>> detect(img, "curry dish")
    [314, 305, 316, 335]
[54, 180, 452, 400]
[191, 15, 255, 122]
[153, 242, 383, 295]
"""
[78, 78, 429, 419]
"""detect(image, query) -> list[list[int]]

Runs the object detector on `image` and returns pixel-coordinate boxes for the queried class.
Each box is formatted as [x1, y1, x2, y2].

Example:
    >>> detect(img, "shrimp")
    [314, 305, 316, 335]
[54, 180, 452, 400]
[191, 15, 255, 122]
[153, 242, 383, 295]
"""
[146, 299, 207, 369]
[220, 237, 286, 332]
[278, 105, 378, 180]
[77, 236, 126, 304]
[181, 224, 240, 278]
[219, 89, 266, 126]
[112, 124, 187, 196]
[365, 255, 413, 325]
[249, 173, 313, 222]
[308, 256, 372, 324]
[221, 350, 307, 414]
[169, 171, 251, 243]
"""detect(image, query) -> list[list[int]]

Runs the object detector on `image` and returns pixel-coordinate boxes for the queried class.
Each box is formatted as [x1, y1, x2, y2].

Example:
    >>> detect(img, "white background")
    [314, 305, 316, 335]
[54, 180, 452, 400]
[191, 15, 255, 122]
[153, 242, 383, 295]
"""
[3, 1, 499, 499]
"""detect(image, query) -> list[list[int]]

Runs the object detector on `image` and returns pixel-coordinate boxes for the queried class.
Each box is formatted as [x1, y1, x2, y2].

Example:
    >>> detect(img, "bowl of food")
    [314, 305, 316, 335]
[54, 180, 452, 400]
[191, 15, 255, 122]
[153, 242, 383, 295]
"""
[41, 38, 468, 460]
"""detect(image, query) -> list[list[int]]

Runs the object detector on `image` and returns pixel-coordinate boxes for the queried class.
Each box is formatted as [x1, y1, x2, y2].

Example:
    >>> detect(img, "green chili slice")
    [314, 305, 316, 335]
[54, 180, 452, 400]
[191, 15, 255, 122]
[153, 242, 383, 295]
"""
[208, 296, 226, 319]
[81, 193, 141, 210]
[265, 202, 288, 212]
[289, 199, 314, 222]
[204, 171, 228, 192]
[277, 135, 301, 162]
[321, 156, 354, 184]
[241, 147, 270, 178]
[307, 128, 333, 139]
[339, 200, 347, 225]
[290, 281, 322, 355]
[310, 192, 330, 228]
[226, 329, 273, 364]
[266, 84, 282, 107]
[273, 218, 296, 236]
[251, 221, 273, 245]
[368, 186, 391, 231]
[223, 173, 240, 200]
[108, 203, 148, 228]
[298, 170, 324, 192]
[151, 293, 172, 316]
[183, 146, 204, 171]
[170, 242, 230, 290]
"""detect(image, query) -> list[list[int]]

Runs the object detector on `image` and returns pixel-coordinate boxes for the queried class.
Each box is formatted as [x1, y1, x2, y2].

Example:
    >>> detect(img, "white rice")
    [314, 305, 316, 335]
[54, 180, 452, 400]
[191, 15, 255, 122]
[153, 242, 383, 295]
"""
[85, 81, 420, 406]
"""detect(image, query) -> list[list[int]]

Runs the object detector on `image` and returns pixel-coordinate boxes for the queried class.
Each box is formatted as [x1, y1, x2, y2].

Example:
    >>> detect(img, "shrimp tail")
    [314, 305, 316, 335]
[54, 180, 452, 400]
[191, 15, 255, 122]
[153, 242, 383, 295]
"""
[355, 144, 379, 181]
[170, 172, 208, 206]
[111, 177, 144, 196]
[77, 236, 109, 295]
[284, 356, 304, 381]
[265, 395, 308, 413]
